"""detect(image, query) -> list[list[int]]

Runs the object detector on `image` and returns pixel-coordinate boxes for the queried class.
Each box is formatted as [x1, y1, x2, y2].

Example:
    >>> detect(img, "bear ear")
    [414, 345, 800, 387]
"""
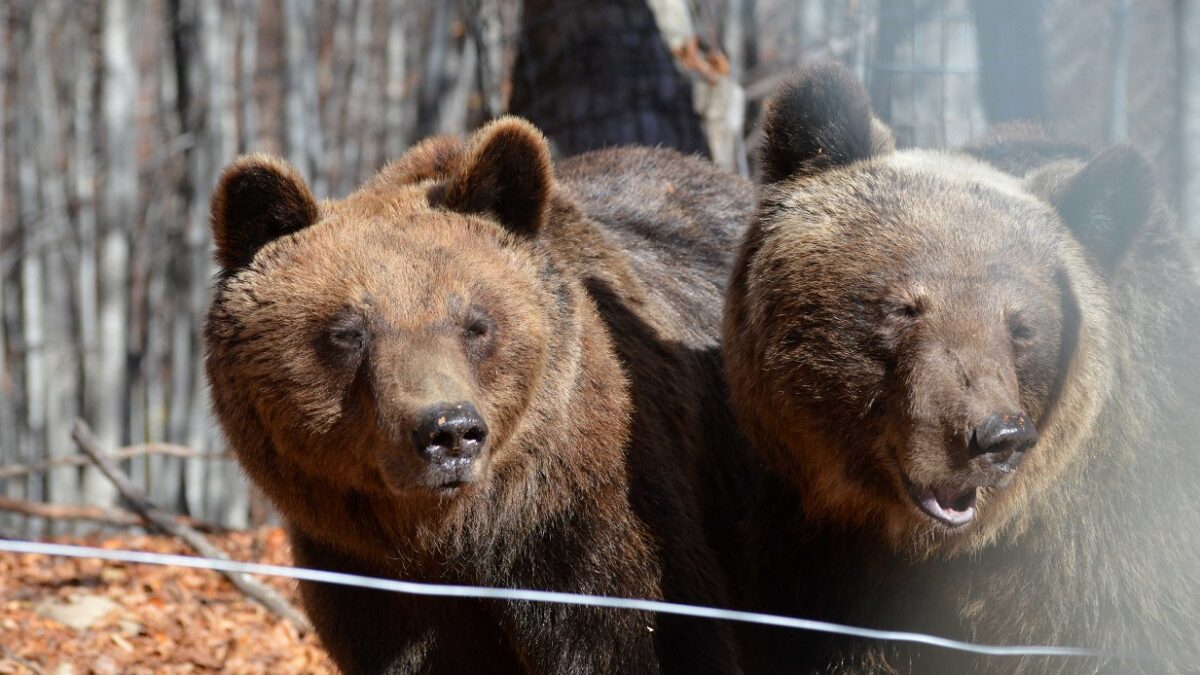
[441, 116, 553, 238]
[1029, 145, 1156, 274]
[759, 61, 892, 184]
[210, 154, 319, 271]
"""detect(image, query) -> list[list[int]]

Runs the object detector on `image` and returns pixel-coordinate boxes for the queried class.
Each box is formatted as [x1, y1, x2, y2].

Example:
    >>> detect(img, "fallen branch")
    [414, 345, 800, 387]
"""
[0, 496, 142, 527]
[0, 496, 225, 533]
[70, 419, 311, 634]
[0, 443, 227, 480]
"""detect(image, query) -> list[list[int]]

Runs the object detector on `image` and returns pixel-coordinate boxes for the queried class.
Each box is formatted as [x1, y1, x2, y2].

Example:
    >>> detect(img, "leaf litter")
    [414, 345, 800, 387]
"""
[0, 528, 335, 674]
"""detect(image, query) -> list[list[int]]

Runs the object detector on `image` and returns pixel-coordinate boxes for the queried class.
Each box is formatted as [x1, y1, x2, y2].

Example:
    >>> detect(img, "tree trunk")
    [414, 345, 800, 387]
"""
[94, 0, 136, 512]
[466, 0, 505, 120]
[31, 0, 79, 532]
[970, 0, 1048, 124]
[1182, 0, 1200, 234]
[0, 0, 15, 535]
[509, 0, 709, 157]
[282, 0, 326, 195]
[383, 0, 413, 160]
[15, 8, 44, 533]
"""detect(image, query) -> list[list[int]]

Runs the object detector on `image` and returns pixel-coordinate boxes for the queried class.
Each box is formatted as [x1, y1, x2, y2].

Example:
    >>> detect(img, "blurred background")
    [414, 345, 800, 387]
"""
[0, 0, 1194, 533]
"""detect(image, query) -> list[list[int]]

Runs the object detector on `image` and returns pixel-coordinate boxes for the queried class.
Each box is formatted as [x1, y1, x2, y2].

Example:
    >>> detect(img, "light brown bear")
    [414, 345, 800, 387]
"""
[204, 117, 753, 674]
[723, 62, 1200, 674]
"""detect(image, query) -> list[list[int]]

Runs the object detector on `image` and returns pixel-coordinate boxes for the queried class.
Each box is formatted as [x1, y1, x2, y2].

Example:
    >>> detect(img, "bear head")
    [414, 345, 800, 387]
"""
[205, 118, 577, 510]
[726, 63, 1155, 556]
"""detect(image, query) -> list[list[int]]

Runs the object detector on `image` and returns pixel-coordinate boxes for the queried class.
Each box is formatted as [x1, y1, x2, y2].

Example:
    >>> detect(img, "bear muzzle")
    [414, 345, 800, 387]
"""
[903, 411, 1039, 528]
[411, 401, 489, 489]
[968, 412, 1037, 478]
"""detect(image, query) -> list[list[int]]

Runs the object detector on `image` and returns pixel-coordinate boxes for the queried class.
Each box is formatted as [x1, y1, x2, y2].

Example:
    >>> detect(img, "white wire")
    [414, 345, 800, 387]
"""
[0, 539, 1153, 662]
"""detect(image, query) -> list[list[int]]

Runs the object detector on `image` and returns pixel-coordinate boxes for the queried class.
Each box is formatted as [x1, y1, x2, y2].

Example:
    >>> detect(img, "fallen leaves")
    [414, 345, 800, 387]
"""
[0, 528, 334, 674]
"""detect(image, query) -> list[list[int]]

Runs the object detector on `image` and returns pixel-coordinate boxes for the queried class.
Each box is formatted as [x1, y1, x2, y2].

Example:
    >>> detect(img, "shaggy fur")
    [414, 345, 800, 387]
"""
[724, 62, 1200, 674]
[204, 117, 753, 674]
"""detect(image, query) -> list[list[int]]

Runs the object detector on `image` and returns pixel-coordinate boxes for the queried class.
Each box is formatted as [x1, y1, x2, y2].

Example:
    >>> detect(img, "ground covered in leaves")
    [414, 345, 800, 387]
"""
[0, 528, 334, 674]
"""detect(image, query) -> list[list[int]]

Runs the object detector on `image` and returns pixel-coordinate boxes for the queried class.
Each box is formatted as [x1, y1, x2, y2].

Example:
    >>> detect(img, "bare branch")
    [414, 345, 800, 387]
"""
[0, 496, 225, 534]
[0, 444, 226, 480]
[0, 496, 142, 528]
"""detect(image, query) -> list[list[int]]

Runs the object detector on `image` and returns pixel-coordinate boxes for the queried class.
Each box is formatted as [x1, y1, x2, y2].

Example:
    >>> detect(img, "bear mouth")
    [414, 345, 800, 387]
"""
[434, 479, 469, 492]
[903, 478, 978, 528]
[426, 458, 479, 494]
[377, 455, 478, 495]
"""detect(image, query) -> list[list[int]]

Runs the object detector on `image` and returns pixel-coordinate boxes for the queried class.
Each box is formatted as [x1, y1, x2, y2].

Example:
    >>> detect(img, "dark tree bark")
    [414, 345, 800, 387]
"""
[971, 0, 1048, 124]
[509, 0, 709, 158]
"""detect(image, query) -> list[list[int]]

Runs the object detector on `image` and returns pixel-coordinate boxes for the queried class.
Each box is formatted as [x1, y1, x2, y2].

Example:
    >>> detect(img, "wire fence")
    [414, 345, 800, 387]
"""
[0, 538, 1172, 666]
[0, 0, 1195, 535]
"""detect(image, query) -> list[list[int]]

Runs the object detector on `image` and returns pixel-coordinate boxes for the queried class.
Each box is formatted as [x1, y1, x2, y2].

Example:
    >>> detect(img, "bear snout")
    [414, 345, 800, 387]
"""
[969, 412, 1037, 476]
[411, 401, 489, 475]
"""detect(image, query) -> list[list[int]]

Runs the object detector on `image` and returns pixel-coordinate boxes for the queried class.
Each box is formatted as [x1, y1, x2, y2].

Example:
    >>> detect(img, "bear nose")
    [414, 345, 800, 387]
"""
[969, 412, 1038, 471]
[412, 402, 489, 466]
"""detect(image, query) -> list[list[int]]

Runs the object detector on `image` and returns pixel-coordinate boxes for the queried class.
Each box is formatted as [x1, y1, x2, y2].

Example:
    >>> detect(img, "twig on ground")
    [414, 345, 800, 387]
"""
[70, 419, 312, 634]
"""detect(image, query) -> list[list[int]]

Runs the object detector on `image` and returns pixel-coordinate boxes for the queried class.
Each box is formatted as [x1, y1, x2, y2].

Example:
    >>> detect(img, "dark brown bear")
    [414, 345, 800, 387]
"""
[723, 62, 1200, 674]
[204, 117, 753, 674]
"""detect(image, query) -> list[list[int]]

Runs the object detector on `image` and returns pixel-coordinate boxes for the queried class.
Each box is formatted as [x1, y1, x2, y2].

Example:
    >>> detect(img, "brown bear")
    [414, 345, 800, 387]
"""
[722, 62, 1200, 674]
[204, 117, 754, 674]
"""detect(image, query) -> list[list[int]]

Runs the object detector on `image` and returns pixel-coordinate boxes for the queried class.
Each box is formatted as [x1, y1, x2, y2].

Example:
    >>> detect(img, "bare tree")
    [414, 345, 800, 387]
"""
[509, 0, 709, 157]
[1183, 0, 1200, 234]
[95, 0, 137, 511]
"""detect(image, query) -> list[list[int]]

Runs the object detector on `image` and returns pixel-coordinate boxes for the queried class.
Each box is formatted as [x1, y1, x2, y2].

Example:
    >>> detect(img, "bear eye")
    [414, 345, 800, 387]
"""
[329, 326, 366, 351]
[884, 300, 922, 320]
[1009, 316, 1035, 344]
[325, 314, 368, 354]
[464, 319, 488, 340]
[462, 308, 493, 342]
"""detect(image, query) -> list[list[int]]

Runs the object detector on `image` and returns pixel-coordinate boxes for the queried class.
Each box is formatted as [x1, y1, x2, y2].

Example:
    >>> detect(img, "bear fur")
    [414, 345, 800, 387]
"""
[723, 62, 1200, 674]
[204, 117, 753, 674]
